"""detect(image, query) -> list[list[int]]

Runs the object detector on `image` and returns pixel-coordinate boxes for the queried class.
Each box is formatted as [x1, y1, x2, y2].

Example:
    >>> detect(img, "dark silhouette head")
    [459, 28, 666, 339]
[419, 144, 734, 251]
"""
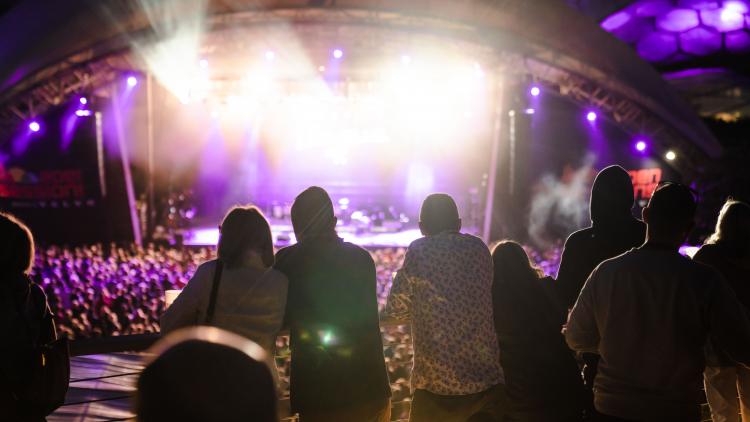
[707, 198, 750, 258]
[136, 327, 276, 422]
[0, 212, 34, 278]
[491, 240, 543, 286]
[291, 186, 337, 241]
[419, 193, 461, 236]
[589, 165, 635, 224]
[642, 182, 697, 247]
[217, 206, 274, 269]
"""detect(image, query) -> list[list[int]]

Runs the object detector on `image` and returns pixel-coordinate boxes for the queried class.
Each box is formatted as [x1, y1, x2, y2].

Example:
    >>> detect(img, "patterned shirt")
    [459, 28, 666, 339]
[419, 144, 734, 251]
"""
[385, 231, 504, 395]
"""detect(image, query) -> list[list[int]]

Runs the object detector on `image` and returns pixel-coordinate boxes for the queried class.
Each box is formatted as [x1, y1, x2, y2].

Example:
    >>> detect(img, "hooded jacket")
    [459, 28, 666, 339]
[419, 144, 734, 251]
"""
[557, 165, 646, 308]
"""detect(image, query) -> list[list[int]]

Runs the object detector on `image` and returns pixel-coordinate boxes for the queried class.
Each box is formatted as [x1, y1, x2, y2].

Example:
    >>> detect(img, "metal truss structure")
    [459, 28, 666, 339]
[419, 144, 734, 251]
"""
[0, 5, 714, 176]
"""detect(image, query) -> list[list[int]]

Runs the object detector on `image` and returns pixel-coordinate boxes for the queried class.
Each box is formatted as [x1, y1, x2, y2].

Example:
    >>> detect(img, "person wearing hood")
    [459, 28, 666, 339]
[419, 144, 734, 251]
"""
[557, 165, 646, 309]
[556, 165, 646, 420]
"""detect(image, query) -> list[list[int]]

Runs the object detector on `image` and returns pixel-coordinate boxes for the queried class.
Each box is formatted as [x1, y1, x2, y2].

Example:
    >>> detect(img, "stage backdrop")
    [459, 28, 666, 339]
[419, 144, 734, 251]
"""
[0, 104, 133, 243]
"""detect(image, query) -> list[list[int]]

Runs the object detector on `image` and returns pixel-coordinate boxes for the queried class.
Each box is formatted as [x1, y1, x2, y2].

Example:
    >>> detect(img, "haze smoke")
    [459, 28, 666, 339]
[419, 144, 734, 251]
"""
[527, 154, 596, 249]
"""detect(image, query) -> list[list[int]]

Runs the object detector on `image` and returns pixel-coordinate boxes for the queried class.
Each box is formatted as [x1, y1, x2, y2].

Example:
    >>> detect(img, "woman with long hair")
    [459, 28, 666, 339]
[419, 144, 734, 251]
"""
[0, 213, 58, 421]
[695, 199, 750, 422]
[161, 206, 288, 371]
[492, 240, 583, 422]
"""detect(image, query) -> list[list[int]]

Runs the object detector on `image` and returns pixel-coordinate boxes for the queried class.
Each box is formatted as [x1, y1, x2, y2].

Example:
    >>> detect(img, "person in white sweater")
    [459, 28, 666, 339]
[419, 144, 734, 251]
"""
[161, 205, 288, 379]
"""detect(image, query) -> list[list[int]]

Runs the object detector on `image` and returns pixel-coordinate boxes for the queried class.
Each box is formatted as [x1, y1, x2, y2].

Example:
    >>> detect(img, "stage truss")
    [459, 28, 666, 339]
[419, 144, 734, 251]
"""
[0, 6, 715, 176]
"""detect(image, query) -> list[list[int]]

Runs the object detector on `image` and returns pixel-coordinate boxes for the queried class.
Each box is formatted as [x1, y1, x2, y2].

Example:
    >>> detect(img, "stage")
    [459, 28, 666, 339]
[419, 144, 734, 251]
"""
[182, 224, 424, 248]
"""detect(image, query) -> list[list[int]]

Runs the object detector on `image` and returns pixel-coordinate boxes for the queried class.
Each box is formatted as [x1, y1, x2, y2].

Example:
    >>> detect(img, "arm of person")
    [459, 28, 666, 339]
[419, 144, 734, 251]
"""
[268, 271, 290, 337]
[707, 272, 750, 367]
[556, 233, 587, 309]
[273, 247, 294, 332]
[160, 262, 210, 333]
[383, 250, 416, 322]
[32, 283, 57, 343]
[564, 268, 600, 353]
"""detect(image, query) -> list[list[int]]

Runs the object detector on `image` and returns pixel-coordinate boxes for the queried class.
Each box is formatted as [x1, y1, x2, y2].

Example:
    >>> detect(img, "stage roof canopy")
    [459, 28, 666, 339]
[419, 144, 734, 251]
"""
[0, 0, 723, 173]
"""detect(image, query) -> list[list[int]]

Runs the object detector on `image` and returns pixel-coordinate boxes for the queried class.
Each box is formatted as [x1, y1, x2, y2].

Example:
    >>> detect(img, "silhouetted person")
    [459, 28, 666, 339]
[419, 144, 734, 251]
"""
[274, 187, 391, 422]
[558, 165, 646, 309]
[566, 183, 750, 422]
[694, 199, 750, 422]
[385, 193, 506, 422]
[492, 240, 584, 421]
[0, 213, 57, 421]
[161, 206, 287, 379]
[136, 326, 277, 422]
[557, 165, 646, 417]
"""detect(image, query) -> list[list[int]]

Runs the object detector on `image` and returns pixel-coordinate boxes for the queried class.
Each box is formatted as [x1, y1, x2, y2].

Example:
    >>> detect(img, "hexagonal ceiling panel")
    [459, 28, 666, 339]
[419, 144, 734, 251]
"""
[601, 0, 750, 62]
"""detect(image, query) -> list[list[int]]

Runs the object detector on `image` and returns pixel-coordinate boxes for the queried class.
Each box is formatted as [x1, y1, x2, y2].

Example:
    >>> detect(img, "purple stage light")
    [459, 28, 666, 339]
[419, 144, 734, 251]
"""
[529, 85, 541, 96]
[586, 111, 597, 122]
[332, 49, 344, 59]
[635, 140, 648, 152]
[28, 121, 40, 132]
[127, 76, 138, 87]
[665, 150, 677, 161]
[79, 97, 88, 105]
[524, 108, 535, 115]
[75, 109, 92, 117]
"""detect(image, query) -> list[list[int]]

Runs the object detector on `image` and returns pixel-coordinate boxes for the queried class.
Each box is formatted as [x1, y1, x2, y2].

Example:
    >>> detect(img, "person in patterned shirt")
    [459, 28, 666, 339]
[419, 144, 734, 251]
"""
[384, 193, 507, 422]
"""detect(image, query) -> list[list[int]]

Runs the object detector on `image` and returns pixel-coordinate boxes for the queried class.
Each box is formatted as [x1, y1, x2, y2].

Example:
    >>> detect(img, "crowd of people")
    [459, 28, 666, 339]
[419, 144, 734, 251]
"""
[29, 244, 560, 341]
[3, 164, 750, 422]
[31, 244, 211, 339]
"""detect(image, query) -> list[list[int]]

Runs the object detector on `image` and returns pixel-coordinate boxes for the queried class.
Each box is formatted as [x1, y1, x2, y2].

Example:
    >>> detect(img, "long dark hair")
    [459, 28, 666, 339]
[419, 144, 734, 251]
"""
[491, 240, 543, 286]
[0, 212, 35, 278]
[217, 206, 274, 269]
[706, 199, 750, 259]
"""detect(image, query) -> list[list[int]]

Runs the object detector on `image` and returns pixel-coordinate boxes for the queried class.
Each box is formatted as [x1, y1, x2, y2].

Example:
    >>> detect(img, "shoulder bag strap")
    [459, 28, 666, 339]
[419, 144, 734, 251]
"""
[204, 260, 224, 325]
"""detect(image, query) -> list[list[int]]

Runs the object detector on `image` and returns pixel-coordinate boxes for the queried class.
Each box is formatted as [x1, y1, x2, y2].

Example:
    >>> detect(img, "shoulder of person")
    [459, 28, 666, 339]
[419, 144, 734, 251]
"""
[589, 249, 636, 277]
[461, 233, 490, 248]
[196, 259, 218, 273]
[693, 244, 719, 262]
[688, 257, 723, 280]
[273, 244, 297, 270]
[261, 267, 289, 285]
[28, 282, 49, 317]
[564, 226, 594, 247]
[341, 241, 375, 263]
[189, 260, 220, 285]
